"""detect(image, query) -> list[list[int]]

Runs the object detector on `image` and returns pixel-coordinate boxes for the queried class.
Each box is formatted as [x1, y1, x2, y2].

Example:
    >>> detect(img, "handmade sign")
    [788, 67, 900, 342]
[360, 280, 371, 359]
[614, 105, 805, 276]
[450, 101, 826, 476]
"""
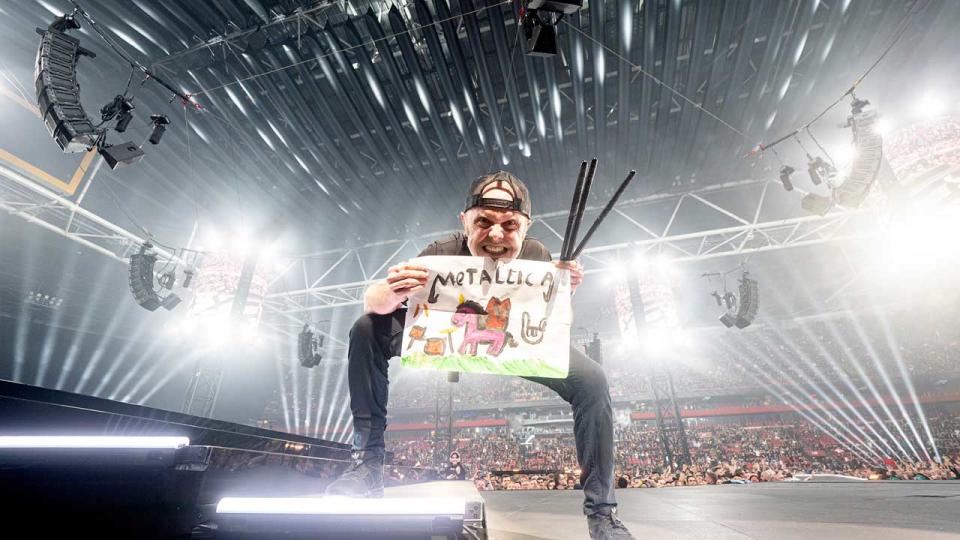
[400, 256, 571, 378]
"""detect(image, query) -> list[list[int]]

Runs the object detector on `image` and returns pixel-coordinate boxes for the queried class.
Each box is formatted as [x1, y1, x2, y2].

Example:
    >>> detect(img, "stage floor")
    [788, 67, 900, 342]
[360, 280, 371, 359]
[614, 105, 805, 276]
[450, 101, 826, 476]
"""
[481, 481, 960, 540]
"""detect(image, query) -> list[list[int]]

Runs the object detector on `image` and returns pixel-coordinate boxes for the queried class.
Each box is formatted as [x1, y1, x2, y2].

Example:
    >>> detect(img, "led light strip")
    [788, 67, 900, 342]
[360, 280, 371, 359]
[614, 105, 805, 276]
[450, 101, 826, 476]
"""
[0, 436, 190, 449]
[216, 496, 466, 516]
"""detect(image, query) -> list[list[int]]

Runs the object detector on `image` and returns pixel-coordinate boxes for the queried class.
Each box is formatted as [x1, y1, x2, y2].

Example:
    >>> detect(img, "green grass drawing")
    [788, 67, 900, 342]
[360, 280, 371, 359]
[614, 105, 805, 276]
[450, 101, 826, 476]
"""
[400, 351, 568, 378]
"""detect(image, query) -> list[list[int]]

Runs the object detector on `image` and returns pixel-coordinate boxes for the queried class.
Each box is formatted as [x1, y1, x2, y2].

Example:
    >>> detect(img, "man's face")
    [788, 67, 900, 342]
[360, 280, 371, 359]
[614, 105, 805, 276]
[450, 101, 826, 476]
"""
[460, 187, 530, 260]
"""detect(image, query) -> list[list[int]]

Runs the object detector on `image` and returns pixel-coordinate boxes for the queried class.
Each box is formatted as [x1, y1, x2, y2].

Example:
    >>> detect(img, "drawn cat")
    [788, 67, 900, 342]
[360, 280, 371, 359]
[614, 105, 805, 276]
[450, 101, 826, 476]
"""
[484, 297, 511, 331]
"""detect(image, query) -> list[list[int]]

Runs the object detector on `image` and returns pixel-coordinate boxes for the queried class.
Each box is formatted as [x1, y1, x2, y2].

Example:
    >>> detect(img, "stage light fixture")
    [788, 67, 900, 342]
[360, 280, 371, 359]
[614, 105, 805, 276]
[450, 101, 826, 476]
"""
[711, 291, 722, 306]
[523, 12, 558, 57]
[100, 94, 135, 133]
[778, 165, 795, 191]
[158, 270, 176, 290]
[36, 9, 182, 168]
[25, 291, 63, 309]
[807, 156, 833, 186]
[182, 268, 195, 288]
[723, 291, 736, 310]
[297, 324, 323, 368]
[527, 0, 584, 13]
[149, 114, 170, 145]
[521, 1, 583, 57]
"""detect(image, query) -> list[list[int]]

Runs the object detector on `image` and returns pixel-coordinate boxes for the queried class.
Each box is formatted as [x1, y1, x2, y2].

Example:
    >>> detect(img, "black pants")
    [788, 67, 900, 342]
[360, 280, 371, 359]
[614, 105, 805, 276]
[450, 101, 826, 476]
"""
[347, 310, 617, 516]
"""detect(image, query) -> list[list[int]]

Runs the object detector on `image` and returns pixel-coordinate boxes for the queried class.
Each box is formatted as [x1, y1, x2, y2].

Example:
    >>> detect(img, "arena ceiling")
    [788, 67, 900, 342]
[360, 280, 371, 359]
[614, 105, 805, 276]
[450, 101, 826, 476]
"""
[3, 0, 956, 251]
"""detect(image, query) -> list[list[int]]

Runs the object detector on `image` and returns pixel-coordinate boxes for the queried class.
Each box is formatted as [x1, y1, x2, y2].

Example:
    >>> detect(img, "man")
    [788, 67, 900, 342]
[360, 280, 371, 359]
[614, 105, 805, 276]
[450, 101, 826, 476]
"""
[326, 171, 634, 539]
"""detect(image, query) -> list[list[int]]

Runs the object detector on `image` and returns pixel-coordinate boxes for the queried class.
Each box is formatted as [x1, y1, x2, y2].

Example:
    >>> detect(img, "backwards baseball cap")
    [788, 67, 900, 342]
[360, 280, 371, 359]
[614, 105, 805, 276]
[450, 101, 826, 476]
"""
[464, 170, 532, 218]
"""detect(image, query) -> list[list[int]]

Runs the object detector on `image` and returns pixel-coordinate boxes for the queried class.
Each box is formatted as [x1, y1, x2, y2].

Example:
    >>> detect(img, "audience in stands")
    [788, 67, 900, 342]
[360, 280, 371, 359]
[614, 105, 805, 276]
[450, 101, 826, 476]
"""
[384, 413, 960, 490]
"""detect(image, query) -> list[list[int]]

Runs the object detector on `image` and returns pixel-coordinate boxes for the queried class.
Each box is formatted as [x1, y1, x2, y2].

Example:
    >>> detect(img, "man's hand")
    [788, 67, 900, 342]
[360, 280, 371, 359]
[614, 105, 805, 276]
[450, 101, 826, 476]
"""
[554, 259, 583, 294]
[385, 262, 430, 302]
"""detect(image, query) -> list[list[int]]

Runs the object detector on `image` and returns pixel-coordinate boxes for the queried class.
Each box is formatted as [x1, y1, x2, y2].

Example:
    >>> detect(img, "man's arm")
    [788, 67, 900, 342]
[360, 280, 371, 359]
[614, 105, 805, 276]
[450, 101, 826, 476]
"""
[363, 280, 404, 315]
[362, 262, 430, 314]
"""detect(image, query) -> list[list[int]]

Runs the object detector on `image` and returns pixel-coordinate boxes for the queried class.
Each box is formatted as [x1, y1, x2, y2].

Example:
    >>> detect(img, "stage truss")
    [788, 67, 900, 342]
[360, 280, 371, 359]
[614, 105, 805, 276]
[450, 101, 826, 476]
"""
[2, 163, 879, 326]
[264, 178, 878, 315]
[0, 162, 183, 266]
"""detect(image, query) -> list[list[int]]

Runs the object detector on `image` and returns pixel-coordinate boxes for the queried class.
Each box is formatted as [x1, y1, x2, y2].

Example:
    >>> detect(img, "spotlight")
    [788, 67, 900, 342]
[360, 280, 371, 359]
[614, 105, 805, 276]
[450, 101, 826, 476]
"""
[100, 94, 135, 133]
[806, 156, 833, 186]
[527, 0, 584, 13]
[148, 114, 170, 145]
[778, 165, 795, 191]
[522, 11, 558, 57]
[710, 291, 722, 306]
[158, 270, 176, 290]
[521, 1, 583, 57]
[297, 324, 323, 368]
[182, 268, 195, 288]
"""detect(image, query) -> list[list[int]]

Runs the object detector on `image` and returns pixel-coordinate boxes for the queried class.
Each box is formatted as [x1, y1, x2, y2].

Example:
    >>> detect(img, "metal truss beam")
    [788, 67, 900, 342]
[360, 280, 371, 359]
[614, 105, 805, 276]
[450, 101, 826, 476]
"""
[0, 163, 183, 265]
[1, 160, 883, 322]
[268, 178, 880, 313]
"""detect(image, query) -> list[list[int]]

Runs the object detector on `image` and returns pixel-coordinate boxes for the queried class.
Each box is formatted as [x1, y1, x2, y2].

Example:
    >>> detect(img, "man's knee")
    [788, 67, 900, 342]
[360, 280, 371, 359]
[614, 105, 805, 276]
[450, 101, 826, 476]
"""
[349, 313, 381, 343]
[583, 361, 610, 393]
[576, 359, 610, 399]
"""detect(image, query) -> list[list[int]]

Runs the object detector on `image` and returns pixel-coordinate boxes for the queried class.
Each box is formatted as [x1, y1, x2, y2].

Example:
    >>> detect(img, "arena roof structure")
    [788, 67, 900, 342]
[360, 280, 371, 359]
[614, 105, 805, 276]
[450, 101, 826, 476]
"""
[1, 0, 959, 412]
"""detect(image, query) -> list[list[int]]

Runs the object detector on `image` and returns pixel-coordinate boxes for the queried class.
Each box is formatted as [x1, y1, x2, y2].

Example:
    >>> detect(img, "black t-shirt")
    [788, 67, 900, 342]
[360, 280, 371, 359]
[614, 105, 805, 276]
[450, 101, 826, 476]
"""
[417, 232, 552, 262]
[443, 462, 467, 480]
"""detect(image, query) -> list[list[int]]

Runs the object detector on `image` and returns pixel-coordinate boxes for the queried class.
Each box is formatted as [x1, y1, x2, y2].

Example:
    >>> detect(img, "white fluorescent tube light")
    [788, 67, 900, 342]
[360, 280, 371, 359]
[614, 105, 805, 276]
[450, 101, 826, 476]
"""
[216, 496, 466, 516]
[0, 436, 190, 449]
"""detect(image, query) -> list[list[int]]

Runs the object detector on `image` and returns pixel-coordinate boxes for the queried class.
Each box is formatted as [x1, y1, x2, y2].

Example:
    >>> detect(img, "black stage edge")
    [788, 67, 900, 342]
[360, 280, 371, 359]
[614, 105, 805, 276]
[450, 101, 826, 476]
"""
[483, 482, 960, 540]
[0, 378, 350, 453]
[0, 379, 358, 538]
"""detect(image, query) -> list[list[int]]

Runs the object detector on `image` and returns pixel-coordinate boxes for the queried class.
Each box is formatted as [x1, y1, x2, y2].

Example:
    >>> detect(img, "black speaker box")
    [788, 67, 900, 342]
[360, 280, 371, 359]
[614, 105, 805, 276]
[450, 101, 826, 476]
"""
[526, 24, 558, 57]
[99, 142, 144, 169]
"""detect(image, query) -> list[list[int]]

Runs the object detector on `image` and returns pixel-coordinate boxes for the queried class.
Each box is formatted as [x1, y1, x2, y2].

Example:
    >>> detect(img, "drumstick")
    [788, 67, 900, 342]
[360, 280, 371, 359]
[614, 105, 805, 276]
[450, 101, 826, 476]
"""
[567, 158, 598, 260]
[560, 161, 588, 260]
[570, 170, 637, 260]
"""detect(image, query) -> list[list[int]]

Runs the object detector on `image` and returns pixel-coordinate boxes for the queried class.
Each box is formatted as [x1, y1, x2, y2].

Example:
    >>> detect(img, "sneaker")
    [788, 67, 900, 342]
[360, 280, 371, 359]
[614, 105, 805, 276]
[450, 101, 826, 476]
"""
[325, 450, 384, 498]
[587, 511, 635, 540]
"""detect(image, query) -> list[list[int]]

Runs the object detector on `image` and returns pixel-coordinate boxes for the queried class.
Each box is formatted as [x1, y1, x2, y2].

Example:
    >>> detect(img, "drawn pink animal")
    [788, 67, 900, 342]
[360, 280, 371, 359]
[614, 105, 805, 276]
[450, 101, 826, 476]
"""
[451, 301, 515, 357]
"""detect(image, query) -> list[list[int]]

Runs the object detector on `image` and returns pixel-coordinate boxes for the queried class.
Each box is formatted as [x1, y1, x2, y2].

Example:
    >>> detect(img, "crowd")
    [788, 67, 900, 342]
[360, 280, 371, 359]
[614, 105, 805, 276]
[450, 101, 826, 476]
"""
[380, 310, 959, 410]
[885, 115, 960, 177]
[384, 411, 960, 491]
[254, 300, 959, 432]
